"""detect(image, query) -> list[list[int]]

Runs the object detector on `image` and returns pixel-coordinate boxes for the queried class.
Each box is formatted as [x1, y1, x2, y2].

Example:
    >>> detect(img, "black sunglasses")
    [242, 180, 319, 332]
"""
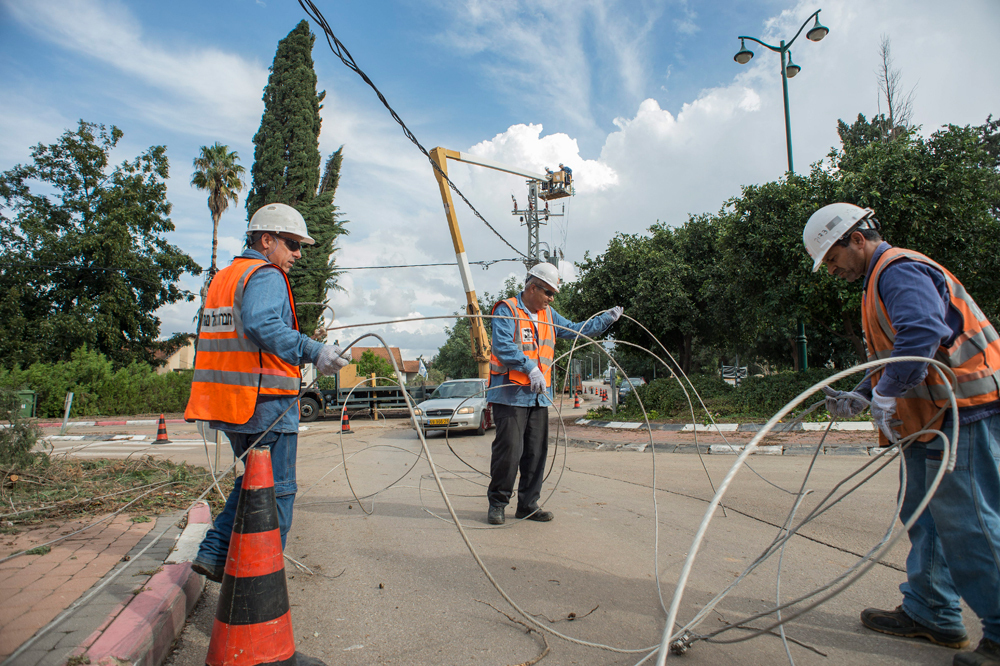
[536, 284, 556, 298]
[272, 234, 301, 252]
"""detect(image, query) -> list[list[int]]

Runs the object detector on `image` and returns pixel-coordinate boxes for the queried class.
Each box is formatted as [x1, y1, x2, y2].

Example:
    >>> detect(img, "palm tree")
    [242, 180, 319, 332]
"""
[191, 143, 245, 277]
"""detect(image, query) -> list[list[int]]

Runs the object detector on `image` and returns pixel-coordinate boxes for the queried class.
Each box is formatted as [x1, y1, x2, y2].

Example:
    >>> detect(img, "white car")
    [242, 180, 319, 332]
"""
[412, 379, 493, 436]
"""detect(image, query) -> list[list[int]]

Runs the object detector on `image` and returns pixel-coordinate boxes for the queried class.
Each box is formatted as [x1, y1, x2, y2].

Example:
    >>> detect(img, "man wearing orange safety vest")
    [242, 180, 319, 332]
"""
[804, 203, 1000, 666]
[186, 203, 350, 583]
[486, 262, 622, 525]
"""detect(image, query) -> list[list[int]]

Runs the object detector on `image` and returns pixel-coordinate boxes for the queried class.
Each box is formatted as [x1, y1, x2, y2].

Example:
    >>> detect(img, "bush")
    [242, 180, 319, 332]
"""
[0, 346, 193, 418]
[609, 368, 866, 421]
[620, 374, 736, 419]
[730, 368, 860, 418]
[0, 387, 43, 468]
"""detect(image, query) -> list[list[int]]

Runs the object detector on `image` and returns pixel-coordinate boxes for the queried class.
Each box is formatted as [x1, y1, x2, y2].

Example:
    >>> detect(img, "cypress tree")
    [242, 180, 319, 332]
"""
[246, 19, 347, 337]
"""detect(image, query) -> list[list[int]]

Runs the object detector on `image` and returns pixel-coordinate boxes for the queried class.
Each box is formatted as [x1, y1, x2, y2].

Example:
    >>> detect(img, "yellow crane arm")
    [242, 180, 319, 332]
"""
[429, 147, 492, 380]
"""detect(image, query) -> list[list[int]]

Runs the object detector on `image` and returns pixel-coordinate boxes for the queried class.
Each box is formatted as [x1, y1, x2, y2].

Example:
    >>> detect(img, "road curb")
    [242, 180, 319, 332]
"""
[77, 502, 211, 666]
[573, 417, 874, 432]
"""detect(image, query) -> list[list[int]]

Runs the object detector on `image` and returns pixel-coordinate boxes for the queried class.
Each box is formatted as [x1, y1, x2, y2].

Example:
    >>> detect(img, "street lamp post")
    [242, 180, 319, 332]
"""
[734, 10, 829, 372]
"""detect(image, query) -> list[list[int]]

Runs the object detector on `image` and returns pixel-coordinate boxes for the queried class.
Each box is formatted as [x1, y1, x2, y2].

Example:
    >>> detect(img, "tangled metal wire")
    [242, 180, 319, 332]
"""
[2, 310, 959, 666]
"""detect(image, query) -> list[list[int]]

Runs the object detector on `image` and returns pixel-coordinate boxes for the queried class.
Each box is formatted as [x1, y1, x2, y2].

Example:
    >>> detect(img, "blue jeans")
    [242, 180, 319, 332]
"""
[196, 430, 298, 567]
[899, 414, 1000, 642]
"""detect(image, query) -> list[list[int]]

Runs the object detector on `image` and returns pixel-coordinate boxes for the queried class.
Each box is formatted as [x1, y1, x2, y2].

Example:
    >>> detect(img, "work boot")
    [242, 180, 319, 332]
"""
[514, 507, 554, 522]
[860, 606, 969, 649]
[954, 638, 1000, 666]
[487, 506, 505, 525]
[191, 558, 224, 584]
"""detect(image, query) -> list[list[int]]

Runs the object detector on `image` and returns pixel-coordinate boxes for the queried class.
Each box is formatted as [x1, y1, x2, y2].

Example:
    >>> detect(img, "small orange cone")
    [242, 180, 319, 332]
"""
[341, 410, 353, 434]
[602, 391, 608, 403]
[574, 394, 580, 408]
[154, 414, 171, 444]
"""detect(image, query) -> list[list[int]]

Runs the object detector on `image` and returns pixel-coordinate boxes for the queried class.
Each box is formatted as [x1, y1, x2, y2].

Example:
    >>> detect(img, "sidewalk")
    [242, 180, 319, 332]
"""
[0, 503, 209, 666]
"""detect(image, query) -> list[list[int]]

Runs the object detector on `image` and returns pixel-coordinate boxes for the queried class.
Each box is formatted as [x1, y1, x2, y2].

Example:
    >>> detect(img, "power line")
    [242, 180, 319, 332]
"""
[297, 0, 529, 260]
[338, 258, 521, 271]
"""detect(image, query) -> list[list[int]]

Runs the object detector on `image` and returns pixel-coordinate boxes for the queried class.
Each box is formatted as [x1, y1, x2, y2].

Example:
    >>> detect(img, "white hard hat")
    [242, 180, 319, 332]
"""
[527, 262, 560, 292]
[248, 203, 316, 245]
[803, 203, 875, 272]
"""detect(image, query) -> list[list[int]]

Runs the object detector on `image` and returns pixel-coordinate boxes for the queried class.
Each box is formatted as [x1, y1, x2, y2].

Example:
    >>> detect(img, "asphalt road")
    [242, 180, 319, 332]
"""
[160, 418, 979, 666]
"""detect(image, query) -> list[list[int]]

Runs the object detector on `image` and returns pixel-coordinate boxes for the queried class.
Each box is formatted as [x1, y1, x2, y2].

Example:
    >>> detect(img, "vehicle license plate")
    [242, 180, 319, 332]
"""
[429, 418, 450, 426]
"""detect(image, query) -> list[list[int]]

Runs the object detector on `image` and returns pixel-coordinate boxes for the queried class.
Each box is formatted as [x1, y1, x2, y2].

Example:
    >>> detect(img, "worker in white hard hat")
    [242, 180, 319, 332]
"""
[186, 203, 351, 582]
[803, 202, 1000, 665]
[485, 262, 623, 525]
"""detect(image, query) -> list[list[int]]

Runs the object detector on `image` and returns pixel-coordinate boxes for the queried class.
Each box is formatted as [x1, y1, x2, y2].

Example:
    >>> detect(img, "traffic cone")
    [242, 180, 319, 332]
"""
[574, 394, 580, 408]
[205, 447, 327, 666]
[341, 410, 352, 434]
[154, 414, 171, 444]
[602, 391, 608, 403]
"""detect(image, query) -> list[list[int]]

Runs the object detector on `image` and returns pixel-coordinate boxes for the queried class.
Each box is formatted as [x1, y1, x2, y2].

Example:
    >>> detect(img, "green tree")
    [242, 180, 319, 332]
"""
[191, 142, 245, 277]
[0, 121, 201, 369]
[246, 20, 347, 338]
[715, 119, 1000, 369]
[352, 350, 397, 386]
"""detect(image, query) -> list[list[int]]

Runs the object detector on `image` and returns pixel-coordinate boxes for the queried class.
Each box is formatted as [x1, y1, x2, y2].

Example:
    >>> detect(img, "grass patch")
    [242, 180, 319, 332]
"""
[1, 456, 233, 527]
[25, 545, 51, 556]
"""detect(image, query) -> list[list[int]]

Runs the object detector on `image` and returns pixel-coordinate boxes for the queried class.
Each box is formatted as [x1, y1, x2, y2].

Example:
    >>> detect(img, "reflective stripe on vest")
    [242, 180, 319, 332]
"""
[489, 297, 556, 386]
[862, 247, 1000, 445]
[184, 258, 302, 424]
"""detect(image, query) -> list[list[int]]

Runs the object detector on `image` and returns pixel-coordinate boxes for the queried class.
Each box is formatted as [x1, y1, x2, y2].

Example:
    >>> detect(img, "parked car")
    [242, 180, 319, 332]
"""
[412, 379, 493, 436]
[618, 376, 647, 402]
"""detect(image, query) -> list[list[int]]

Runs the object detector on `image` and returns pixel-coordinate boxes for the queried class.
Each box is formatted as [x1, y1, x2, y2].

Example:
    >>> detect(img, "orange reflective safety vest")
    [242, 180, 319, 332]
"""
[184, 257, 302, 425]
[489, 297, 556, 387]
[862, 247, 1000, 445]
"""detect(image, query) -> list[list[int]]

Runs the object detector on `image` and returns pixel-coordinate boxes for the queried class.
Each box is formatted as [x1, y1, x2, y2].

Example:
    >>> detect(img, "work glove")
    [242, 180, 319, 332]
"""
[609, 306, 624, 322]
[870, 388, 903, 444]
[528, 366, 547, 394]
[316, 344, 351, 376]
[821, 386, 869, 419]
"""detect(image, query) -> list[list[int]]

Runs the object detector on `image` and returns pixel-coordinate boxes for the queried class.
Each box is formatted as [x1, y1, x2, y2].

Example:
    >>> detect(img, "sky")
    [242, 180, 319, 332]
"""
[2, 0, 998, 362]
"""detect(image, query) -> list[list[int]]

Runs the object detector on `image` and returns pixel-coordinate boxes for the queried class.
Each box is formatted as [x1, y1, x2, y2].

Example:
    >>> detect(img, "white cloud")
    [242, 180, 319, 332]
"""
[4, 0, 267, 141]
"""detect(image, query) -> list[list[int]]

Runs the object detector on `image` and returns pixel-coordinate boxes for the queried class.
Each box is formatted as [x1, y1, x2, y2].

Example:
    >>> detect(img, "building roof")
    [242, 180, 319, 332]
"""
[401, 360, 420, 374]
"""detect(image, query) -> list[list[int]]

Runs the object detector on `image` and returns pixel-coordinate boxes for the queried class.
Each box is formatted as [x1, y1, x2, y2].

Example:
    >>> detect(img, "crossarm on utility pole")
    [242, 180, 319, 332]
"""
[429, 147, 492, 380]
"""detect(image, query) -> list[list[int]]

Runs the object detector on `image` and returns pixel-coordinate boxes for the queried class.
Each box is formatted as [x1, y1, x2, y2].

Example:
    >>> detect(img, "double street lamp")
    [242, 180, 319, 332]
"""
[733, 9, 829, 371]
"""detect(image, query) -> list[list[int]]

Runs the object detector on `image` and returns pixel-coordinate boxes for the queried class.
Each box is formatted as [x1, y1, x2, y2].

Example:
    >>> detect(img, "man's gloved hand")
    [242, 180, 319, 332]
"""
[316, 344, 351, 376]
[870, 388, 903, 443]
[528, 366, 547, 394]
[821, 386, 869, 419]
[609, 306, 624, 322]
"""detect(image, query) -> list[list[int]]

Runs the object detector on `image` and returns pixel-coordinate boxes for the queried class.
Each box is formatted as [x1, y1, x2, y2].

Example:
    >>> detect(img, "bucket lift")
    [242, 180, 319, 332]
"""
[428, 147, 574, 379]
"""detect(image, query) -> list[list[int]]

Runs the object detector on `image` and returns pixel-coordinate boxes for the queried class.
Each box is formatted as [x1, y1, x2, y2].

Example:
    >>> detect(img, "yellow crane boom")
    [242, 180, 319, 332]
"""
[429, 147, 573, 380]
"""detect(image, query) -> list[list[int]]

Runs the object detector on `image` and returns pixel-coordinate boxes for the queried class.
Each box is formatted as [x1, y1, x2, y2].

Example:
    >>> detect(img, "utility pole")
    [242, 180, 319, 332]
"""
[512, 185, 563, 269]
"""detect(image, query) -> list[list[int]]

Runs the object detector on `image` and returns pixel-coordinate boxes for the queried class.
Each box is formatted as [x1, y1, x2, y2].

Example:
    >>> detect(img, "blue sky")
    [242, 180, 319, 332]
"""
[2, 0, 998, 360]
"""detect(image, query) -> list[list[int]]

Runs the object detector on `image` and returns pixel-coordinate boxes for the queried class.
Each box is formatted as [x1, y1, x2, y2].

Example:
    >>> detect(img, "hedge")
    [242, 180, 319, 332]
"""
[0, 346, 193, 418]
[615, 368, 865, 421]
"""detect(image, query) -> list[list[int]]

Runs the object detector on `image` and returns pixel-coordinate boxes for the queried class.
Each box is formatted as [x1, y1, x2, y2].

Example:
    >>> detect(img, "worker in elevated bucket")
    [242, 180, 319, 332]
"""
[185, 203, 351, 583]
[486, 262, 622, 525]
[803, 202, 1000, 666]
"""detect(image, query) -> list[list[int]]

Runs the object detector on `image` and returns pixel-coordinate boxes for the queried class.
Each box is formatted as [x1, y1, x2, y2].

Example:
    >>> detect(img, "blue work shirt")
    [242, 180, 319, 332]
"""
[210, 249, 325, 434]
[487, 293, 615, 406]
[861, 242, 1000, 426]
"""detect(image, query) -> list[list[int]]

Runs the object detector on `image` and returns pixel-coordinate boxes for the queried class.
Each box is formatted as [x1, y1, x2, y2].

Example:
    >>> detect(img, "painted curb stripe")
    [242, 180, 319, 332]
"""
[216, 570, 291, 625]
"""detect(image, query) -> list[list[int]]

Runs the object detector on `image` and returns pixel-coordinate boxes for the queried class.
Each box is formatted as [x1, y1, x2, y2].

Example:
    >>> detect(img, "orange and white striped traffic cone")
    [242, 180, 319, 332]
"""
[341, 410, 352, 434]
